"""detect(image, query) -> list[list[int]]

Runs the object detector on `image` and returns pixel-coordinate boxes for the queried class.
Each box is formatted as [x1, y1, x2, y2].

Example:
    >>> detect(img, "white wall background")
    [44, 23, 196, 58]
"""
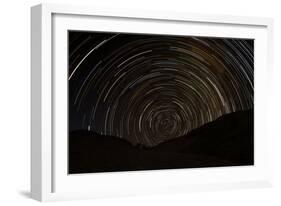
[0, 0, 280, 205]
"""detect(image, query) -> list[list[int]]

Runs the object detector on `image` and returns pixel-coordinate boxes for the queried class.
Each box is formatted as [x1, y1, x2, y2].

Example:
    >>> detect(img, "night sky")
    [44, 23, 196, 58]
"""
[68, 31, 254, 147]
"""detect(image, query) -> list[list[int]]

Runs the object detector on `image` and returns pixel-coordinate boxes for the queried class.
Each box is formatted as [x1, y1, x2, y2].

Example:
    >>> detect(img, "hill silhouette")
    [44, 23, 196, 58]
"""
[69, 109, 253, 174]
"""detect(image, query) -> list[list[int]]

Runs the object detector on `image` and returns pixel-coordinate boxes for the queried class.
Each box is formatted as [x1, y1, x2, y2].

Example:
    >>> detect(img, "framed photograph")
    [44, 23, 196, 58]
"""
[31, 3, 274, 201]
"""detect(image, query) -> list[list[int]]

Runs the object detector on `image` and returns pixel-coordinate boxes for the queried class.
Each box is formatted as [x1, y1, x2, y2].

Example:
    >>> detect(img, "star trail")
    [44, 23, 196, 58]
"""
[68, 31, 254, 147]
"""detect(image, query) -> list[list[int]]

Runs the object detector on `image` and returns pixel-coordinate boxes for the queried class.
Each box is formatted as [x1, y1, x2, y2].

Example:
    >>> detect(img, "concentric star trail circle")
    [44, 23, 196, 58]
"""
[69, 31, 254, 147]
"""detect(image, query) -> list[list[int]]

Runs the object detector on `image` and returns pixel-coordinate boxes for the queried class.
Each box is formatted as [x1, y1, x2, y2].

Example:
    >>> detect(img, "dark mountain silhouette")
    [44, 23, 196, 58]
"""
[69, 109, 253, 174]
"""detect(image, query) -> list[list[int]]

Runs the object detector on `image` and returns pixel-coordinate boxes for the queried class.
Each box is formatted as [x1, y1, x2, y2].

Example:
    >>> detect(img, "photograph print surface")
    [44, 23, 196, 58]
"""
[68, 31, 254, 174]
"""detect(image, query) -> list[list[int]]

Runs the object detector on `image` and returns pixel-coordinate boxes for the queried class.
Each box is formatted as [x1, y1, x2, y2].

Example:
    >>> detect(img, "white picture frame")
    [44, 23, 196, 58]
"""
[31, 3, 274, 202]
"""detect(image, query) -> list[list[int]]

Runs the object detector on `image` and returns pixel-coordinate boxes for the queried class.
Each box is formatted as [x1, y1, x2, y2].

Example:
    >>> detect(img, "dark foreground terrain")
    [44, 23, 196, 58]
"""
[69, 110, 254, 174]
